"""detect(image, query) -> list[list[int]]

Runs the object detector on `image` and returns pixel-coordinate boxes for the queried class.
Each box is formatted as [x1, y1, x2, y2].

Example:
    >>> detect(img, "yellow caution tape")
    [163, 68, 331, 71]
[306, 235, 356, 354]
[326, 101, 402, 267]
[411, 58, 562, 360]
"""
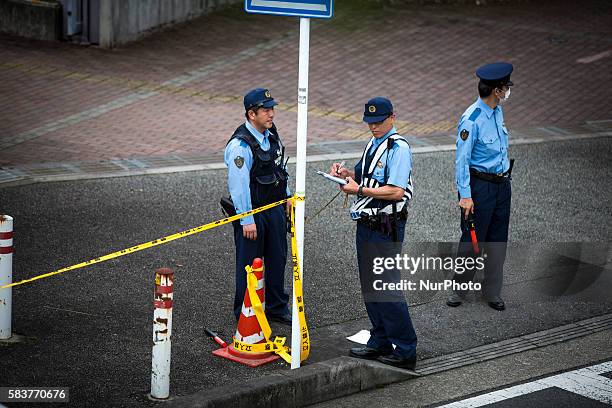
[232, 336, 288, 355]
[232, 196, 309, 364]
[290, 199, 310, 361]
[1, 195, 305, 289]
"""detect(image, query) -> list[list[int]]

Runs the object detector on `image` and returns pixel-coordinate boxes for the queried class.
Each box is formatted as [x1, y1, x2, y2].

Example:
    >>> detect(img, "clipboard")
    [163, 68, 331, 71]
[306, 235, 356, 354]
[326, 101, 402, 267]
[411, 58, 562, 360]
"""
[316, 171, 348, 185]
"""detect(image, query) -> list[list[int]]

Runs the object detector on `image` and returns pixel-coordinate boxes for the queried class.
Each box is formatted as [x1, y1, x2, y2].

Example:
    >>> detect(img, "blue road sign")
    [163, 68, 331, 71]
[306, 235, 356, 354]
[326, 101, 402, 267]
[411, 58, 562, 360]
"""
[245, 0, 333, 19]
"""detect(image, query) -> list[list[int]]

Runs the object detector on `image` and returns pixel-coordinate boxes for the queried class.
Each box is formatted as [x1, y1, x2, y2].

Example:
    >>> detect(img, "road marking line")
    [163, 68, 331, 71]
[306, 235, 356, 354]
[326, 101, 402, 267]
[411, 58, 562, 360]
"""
[438, 361, 612, 407]
[581, 361, 612, 374]
[539, 369, 612, 404]
[438, 381, 549, 407]
[576, 50, 612, 64]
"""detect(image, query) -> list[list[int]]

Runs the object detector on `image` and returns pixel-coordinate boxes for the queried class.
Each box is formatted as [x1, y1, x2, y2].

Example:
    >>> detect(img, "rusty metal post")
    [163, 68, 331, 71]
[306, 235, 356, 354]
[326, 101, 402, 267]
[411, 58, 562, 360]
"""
[0, 215, 13, 340]
[150, 268, 174, 399]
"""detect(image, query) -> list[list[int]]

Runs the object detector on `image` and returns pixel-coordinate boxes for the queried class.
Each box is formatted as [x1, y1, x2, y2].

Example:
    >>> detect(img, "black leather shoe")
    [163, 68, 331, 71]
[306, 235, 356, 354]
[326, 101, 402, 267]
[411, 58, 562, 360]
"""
[268, 313, 292, 325]
[377, 354, 417, 370]
[488, 301, 505, 311]
[349, 347, 389, 360]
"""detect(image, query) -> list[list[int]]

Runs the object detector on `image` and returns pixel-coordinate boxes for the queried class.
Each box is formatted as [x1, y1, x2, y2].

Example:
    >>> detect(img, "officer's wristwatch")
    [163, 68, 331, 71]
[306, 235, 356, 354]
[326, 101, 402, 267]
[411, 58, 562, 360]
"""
[358, 186, 364, 198]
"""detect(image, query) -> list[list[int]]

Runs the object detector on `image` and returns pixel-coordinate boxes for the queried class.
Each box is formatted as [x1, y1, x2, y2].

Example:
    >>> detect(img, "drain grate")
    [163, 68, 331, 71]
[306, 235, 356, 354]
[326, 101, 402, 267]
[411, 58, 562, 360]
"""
[417, 314, 612, 376]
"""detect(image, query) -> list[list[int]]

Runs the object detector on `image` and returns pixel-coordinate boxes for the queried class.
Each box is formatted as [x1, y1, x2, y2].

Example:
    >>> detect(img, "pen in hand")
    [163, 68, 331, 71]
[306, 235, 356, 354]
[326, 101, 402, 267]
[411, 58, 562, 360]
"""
[336, 161, 346, 175]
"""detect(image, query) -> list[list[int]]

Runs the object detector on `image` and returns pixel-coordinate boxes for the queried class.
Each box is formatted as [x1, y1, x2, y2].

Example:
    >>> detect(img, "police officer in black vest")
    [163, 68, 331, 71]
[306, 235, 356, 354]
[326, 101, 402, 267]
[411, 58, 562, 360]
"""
[224, 88, 291, 324]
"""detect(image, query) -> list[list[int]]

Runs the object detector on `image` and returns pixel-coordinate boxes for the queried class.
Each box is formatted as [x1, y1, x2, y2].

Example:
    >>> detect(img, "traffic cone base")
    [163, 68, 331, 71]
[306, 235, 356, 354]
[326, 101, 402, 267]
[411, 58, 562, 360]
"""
[212, 345, 280, 368]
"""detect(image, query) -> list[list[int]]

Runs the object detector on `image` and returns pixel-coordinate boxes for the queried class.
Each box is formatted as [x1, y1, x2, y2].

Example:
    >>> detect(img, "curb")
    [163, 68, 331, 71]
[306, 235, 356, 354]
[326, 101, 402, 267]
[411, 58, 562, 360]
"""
[165, 357, 418, 408]
[1, 128, 610, 188]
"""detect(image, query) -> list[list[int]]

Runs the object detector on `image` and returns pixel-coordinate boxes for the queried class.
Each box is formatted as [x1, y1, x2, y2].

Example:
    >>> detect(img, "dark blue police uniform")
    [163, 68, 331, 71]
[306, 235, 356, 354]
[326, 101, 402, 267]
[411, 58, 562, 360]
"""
[450, 63, 514, 310]
[224, 88, 290, 321]
[348, 97, 418, 369]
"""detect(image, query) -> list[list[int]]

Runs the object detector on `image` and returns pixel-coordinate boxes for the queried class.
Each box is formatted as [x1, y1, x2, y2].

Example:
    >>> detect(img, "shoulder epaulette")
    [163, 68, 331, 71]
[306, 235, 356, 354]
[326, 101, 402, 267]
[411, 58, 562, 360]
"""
[468, 108, 482, 122]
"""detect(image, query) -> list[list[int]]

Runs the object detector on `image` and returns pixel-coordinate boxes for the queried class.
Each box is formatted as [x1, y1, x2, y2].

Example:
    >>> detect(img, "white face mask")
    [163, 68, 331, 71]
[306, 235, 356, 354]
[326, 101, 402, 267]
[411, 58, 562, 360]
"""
[499, 88, 511, 103]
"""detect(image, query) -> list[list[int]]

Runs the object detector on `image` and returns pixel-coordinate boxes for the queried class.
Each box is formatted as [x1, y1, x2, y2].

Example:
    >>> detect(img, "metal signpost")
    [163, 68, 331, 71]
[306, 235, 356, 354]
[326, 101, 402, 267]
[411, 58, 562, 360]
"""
[244, 0, 333, 369]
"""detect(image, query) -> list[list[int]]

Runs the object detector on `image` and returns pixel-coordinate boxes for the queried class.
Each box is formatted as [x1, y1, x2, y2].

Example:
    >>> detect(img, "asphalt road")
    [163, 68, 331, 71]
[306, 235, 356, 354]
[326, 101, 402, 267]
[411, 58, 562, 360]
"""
[312, 331, 612, 408]
[0, 137, 611, 406]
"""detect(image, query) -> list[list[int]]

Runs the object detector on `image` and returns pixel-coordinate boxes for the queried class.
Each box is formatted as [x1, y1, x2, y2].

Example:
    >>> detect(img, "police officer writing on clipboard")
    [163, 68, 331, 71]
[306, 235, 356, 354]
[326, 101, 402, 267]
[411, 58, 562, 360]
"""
[447, 63, 515, 311]
[330, 97, 418, 370]
[224, 88, 292, 324]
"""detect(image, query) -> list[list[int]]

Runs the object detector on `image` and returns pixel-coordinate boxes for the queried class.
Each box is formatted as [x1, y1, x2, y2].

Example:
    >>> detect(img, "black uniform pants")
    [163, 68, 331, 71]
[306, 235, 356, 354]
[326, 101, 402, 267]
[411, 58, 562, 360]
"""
[453, 177, 511, 300]
[232, 205, 289, 320]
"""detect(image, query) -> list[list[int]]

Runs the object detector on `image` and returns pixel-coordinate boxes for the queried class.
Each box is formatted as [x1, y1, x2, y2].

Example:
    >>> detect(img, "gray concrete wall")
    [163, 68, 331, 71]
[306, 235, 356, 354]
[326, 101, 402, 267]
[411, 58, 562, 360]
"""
[0, 0, 62, 42]
[99, 0, 240, 48]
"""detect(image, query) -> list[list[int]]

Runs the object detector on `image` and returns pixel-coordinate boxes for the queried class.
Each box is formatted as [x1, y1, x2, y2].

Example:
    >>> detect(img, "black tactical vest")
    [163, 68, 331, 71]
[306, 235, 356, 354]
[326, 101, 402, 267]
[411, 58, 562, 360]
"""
[228, 124, 288, 207]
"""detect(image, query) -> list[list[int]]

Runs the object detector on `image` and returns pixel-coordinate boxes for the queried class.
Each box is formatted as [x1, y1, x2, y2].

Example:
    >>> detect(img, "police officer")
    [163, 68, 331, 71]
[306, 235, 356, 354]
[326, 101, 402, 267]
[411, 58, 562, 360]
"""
[447, 62, 514, 311]
[331, 97, 417, 370]
[224, 88, 291, 324]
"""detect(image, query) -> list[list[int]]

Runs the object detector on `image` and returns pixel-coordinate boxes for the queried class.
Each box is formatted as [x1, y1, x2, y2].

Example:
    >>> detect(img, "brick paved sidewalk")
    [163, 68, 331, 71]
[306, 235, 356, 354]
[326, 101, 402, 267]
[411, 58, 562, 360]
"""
[1, 121, 610, 187]
[0, 0, 610, 167]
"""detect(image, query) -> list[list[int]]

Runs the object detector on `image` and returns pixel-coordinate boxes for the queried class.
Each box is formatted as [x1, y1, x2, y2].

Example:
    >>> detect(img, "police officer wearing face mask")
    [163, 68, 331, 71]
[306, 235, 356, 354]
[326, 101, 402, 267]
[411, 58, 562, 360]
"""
[224, 88, 291, 324]
[447, 62, 514, 311]
[330, 97, 418, 370]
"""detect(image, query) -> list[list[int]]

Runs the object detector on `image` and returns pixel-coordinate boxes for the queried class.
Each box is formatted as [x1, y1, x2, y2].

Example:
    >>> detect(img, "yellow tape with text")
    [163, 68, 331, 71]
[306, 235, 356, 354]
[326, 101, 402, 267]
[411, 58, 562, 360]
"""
[1, 195, 305, 289]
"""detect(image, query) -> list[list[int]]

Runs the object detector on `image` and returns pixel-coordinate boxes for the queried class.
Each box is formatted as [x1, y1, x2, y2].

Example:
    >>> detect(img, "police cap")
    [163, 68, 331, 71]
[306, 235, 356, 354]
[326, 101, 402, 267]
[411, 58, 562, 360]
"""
[363, 97, 393, 124]
[244, 88, 278, 111]
[476, 62, 514, 88]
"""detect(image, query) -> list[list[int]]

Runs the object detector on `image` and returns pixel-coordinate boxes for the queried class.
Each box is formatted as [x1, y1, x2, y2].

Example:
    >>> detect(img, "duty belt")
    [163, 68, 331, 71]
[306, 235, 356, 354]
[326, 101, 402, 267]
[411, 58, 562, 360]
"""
[470, 159, 515, 184]
[357, 211, 408, 232]
[470, 168, 510, 184]
[469, 168, 511, 184]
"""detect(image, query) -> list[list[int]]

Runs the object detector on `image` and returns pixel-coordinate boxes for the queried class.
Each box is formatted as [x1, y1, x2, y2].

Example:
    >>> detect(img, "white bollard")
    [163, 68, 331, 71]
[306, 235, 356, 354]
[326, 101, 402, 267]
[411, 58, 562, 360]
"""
[0, 215, 13, 340]
[150, 268, 174, 400]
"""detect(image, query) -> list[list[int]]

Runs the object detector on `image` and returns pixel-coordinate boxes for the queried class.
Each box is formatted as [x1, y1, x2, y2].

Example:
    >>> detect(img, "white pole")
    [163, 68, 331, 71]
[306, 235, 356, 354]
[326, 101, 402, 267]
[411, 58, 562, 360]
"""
[151, 268, 174, 399]
[0, 215, 13, 340]
[291, 17, 310, 370]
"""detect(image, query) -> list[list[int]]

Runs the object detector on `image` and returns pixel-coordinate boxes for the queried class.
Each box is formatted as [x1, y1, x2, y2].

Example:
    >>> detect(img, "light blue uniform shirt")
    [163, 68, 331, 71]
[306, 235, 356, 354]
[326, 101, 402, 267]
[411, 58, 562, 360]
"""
[224, 121, 289, 225]
[364, 127, 413, 188]
[455, 98, 510, 198]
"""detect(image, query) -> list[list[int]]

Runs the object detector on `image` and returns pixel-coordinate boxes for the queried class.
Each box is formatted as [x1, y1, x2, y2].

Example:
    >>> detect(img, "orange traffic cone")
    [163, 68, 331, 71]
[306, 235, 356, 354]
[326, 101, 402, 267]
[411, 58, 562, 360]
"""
[212, 258, 280, 367]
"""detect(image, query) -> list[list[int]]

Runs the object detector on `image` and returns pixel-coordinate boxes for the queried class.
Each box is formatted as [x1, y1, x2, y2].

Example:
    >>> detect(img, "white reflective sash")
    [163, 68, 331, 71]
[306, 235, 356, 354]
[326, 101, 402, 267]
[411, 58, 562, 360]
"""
[350, 135, 413, 217]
